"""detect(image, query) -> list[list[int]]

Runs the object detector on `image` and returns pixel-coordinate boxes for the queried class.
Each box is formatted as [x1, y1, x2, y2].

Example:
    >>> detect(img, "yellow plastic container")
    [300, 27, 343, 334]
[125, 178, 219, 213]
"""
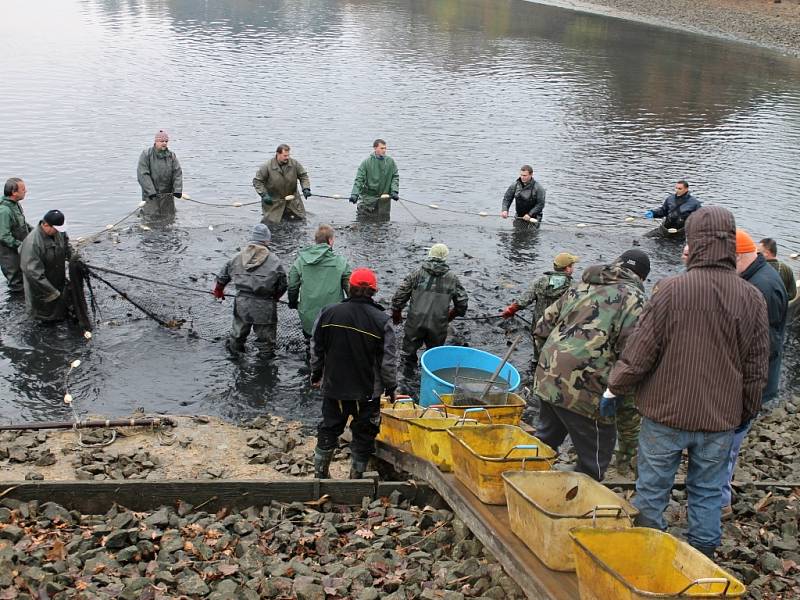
[406, 418, 479, 472]
[448, 425, 556, 505]
[502, 471, 637, 571]
[433, 391, 524, 425]
[569, 527, 746, 599]
[376, 400, 444, 452]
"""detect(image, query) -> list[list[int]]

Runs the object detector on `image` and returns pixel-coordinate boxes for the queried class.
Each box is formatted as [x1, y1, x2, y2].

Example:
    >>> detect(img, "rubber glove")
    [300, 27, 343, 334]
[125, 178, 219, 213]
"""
[644, 210, 654, 219]
[390, 192, 399, 201]
[392, 309, 402, 325]
[212, 282, 226, 300]
[447, 308, 457, 322]
[173, 192, 182, 199]
[600, 389, 623, 418]
[261, 193, 273, 206]
[501, 303, 520, 319]
[288, 299, 299, 310]
[148, 193, 157, 201]
[302, 188, 311, 199]
[349, 194, 359, 204]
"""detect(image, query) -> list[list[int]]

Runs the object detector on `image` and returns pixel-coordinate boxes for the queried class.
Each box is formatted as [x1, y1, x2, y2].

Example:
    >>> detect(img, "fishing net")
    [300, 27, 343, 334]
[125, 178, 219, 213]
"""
[452, 374, 510, 406]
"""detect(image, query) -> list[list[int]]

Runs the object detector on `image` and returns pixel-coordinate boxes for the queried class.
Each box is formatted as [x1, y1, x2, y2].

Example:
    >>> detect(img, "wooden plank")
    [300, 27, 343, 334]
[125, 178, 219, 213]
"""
[376, 442, 579, 600]
[0, 480, 377, 513]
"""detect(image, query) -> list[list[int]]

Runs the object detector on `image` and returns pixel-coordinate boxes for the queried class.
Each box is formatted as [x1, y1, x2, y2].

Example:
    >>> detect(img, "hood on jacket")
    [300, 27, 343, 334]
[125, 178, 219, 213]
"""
[582, 264, 643, 289]
[240, 243, 269, 270]
[685, 206, 736, 271]
[422, 257, 450, 276]
[298, 243, 332, 266]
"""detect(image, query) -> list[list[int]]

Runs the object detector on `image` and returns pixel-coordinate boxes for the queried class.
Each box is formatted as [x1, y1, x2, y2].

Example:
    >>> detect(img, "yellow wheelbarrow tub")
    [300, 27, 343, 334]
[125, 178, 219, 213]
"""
[432, 391, 524, 425]
[569, 527, 746, 599]
[448, 424, 556, 505]
[502, 471, 637, 571]
[406, 416, 480, 472]
[376, 399, 444, 453]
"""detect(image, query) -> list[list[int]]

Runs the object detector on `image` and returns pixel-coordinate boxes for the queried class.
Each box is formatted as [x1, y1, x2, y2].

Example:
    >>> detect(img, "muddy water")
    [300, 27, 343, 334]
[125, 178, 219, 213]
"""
[1, 0, 799, 425]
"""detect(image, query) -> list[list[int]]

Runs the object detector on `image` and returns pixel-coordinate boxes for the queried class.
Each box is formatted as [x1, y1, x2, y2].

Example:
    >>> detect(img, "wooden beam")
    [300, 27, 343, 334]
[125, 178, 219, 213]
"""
[375, 442, 579, 600]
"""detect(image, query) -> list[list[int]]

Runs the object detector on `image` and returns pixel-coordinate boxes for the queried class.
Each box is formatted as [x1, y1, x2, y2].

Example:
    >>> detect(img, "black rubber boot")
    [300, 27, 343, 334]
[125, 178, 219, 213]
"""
[349, 455, 369, 480]
[314, 448, 335, 479]
[692, 544, 716, 559]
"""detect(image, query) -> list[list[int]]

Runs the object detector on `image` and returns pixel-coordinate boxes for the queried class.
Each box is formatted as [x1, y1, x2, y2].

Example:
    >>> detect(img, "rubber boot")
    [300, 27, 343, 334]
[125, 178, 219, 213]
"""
[314, 448, 334, 479]
[349, 455, 369, 480]
[692, 544, 716, 559]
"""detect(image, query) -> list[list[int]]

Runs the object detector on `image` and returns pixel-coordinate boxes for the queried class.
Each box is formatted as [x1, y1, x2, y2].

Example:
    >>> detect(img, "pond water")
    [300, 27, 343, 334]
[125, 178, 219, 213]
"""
[1, 0, 799, 425]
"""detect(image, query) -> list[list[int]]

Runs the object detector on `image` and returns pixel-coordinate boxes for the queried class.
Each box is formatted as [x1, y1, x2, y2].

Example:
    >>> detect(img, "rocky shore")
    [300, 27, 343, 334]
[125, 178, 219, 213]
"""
[533, 0, 800, 57]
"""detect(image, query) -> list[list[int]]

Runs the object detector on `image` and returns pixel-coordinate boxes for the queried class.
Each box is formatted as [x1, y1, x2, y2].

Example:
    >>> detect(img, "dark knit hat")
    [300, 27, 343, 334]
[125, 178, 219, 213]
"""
[42, 209, 65, 227]
[615, 249, 650, 281]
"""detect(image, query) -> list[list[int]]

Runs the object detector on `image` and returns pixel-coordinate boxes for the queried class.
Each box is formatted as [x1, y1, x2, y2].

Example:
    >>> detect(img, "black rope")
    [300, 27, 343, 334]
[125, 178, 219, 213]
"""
[87, 271, 177, 329]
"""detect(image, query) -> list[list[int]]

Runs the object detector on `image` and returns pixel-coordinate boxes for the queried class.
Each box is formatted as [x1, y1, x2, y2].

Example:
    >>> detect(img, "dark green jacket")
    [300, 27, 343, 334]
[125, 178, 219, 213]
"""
[516, 271, 572, 324]
[20, 226, 72, 321]
[137, 146, 183, 200]
[288, 243, 351, 335]
[766, 258, 797, 301]
[391, 258, 468, 338]
[351, 154, 399, 200]
[0, 196, 32, 250]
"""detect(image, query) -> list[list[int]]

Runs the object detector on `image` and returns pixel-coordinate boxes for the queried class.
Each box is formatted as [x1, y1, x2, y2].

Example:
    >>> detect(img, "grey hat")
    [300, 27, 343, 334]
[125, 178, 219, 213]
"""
[250, 223, 272, 244]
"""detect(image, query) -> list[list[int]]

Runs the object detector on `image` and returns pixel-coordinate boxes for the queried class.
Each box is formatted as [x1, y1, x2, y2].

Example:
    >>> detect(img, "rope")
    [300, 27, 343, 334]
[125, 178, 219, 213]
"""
[74, 205, 143, 247]
[179, 195, 260, 208]
[87, 270, 178, 328]
[85, 263, 235, 298]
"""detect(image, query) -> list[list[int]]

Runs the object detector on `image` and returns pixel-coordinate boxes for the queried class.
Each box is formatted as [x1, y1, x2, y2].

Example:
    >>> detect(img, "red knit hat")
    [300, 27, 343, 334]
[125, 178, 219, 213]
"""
[349, 267, 378, 291]
[735, 229, 756, 254]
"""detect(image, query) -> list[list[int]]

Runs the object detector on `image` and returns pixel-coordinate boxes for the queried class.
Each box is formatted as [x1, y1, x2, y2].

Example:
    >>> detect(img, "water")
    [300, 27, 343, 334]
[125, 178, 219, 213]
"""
[1, 0, 799, 425]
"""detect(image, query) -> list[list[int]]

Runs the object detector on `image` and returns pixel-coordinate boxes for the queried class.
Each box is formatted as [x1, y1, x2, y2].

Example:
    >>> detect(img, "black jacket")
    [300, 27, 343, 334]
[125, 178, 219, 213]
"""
[652, 192, 701, 229]
[502, 178, 546, 218]
[741, 254, 787, 399]
[310, 296, 397, 401]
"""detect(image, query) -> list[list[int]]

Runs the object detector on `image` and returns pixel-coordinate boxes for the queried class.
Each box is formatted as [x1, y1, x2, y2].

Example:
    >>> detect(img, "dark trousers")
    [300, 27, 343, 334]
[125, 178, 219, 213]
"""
[317, 397, 381, 458]
[536, 400, 616, 481]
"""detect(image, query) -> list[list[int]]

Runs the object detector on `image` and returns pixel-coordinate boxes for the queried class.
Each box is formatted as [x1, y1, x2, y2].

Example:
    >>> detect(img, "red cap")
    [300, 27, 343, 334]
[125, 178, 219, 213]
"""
[349, 267, 378, 291]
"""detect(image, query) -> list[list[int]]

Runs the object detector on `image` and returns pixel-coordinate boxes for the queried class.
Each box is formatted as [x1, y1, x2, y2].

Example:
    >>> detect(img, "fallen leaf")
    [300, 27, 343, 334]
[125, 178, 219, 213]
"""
[218, 564, 238, 576]
[304, 494, 331, 507]
[754, 492, 773, 512]
[565, 485, 579, 501]
[45, 540, 67, 562]
[354, 528, 375, 539]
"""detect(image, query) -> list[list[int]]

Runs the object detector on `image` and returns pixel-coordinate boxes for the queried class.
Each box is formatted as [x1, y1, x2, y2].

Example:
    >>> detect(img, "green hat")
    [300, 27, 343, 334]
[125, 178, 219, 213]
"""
[428, 243, 449, 259]
[553, 252, 579, 269]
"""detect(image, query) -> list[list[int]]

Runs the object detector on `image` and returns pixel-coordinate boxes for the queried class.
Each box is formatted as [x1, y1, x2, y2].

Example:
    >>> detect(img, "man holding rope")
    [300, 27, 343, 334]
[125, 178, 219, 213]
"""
[501, 165, 546, 228]
[137, 130, 183, 220]
[350, 139, 399, 220]
[252, 144, 310, 224]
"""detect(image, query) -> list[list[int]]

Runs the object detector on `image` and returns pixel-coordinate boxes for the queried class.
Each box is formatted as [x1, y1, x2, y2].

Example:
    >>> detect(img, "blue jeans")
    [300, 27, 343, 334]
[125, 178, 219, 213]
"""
[721, 420, 752, 507]
[634, 418, 734, 550]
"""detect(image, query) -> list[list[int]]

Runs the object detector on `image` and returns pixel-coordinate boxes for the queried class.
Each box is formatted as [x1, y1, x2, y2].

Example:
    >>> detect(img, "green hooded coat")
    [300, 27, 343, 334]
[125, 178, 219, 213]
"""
[287, 243, 351, 335]
[351, 154, 399, 218]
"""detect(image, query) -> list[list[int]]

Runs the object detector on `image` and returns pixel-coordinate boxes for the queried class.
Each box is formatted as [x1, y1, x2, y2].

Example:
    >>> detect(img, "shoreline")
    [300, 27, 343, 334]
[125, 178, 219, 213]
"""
[529, 0, 800, 58]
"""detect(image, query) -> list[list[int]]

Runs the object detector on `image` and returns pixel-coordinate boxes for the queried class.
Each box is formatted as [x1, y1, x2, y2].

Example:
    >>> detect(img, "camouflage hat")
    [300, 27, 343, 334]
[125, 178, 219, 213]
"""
[553, 252, 579, 269]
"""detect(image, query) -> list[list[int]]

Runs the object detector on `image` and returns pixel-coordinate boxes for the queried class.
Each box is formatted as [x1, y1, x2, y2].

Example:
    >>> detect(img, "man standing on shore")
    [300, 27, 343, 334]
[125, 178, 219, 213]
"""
[137, 130, 183, 219]
[252, 144, 311, 224]
[607, 207, 769, 559]
[758, 237, 796, 301]
[0, 177, 33, 293]
[311, 268, 396, 480]
[349, 139, 399, 220]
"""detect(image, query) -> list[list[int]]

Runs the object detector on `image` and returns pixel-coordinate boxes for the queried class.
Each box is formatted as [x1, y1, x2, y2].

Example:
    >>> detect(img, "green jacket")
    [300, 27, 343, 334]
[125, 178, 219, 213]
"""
[533, 264, 645, 423]
[766, 258, 797, 301]
[391, 258, 468, 338]
[252, 157, 310, 223]
[0, 196, 32, 250]
[351, 154, 399, 208]
[287, 243, 351, 335]
[516, 271, 572, 324]
[137, 146, 183, 200]
[20, 225, 72, 321]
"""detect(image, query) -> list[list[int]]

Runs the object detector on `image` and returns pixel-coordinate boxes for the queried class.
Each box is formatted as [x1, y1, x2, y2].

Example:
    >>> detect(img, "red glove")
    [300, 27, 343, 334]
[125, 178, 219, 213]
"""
[392, 309, 402, 325]
[447, 308, 457, 322]
[213, 282, 226, 300]
[501, 303, 520, 319]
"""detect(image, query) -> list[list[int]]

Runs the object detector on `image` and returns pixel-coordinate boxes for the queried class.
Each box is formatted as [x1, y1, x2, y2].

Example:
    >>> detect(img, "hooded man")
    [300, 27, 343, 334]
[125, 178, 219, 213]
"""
[607, 207, 769, 558]
[137, 130, 183, 219]
[287, 224, 352, 340]
[349, 139, 399, 220]
[311, 268, 397, 479]
[532, 249, 649, 481]
[252, 143, 310, 224]
[391, 243, 469, 383]
[214, 223, 287, 356]
[644, 180, 701, 237]
[0, 177, 33, 293]
[19, 210, 72, 321]
[501, 165, 546, 227]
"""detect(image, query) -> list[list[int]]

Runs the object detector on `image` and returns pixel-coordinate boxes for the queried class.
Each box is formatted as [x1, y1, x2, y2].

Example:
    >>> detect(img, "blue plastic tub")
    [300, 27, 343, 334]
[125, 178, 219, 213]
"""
[419, 346, 521, 407]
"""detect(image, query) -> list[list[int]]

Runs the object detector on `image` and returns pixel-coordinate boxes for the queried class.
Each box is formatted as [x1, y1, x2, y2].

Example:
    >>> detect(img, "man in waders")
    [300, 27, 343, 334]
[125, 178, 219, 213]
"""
[20, 210, 72, 322]
[214, 224, 287, 357]
[391, 243, 468, 393]
[0, 177, 33, 293]
[644, 180, 701, 238]
[287, 224, 351, 351]
[311, 268, 397, 479]
[349, 139, 399, 220]
[252, 144, 311, 224]
[137, 130, 183, 220]
[501, 165, 546, 228]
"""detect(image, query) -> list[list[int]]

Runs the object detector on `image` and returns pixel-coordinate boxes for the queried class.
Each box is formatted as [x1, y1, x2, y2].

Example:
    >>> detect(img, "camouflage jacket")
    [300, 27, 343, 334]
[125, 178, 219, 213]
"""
[532, 264, 646, 423]
[516, 271, 572, 324]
